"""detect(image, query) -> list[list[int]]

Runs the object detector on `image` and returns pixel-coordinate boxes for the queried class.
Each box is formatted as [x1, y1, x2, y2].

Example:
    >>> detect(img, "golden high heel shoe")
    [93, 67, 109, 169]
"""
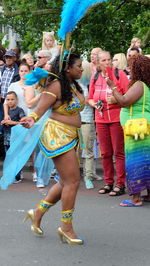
[57, 227, 84, 245]
[23, 209, 43, 235]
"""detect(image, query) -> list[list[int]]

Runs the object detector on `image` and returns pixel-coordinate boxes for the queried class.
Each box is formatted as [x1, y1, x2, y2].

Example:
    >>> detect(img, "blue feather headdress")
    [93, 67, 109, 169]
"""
[24, 67, 60, 87]
[58, 0, 107, 40]
[24, 67, 49, 85]
[58, 0, 107, 71]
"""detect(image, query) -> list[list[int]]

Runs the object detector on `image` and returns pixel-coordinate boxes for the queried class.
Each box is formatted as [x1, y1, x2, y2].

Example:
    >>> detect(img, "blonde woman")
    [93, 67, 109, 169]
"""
[90, 47, 103, 75]
[112, 53, 129, 79]
[22, 53, 34, 71]
[88, 51, 128, 196]
[112, 53, 127, 71]
[127, 37, 142, 58]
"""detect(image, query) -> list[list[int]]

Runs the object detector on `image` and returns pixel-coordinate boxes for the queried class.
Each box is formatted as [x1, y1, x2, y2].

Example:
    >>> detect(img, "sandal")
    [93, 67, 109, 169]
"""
[98, 184, 113, 194]
[109, 185, 125, 196]
[120, 199, 142, 207]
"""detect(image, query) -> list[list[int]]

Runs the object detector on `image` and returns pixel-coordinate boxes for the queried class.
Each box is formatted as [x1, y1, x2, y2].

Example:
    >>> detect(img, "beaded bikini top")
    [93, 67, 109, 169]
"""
[54, 85, 85, 116]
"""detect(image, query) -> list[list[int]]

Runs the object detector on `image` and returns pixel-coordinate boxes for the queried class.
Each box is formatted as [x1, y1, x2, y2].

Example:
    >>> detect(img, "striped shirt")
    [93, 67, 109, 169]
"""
[1, 67, 15, 98]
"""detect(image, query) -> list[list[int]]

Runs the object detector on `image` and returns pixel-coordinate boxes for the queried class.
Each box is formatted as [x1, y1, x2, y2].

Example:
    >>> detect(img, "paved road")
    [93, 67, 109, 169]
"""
[0, 161, 150, 266]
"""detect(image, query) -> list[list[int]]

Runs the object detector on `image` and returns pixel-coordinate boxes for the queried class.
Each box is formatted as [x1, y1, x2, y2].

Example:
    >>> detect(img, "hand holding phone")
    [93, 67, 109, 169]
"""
[20, 116, 35, 128]
[20, 121, 30, 125]
[106, 66, 113, 81]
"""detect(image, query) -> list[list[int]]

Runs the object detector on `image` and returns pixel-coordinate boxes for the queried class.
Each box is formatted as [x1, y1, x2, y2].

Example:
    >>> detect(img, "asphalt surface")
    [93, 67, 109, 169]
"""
[0, 159, 150, 266]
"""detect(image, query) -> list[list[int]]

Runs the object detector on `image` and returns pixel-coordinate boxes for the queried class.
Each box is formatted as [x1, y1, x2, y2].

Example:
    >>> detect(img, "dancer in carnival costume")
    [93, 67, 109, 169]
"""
[22, 52, 85, 244]
[0, 0, 107, 244]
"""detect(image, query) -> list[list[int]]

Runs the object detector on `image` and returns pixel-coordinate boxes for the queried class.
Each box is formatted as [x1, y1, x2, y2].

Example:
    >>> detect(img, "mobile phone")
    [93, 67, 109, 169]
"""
[20, 121, 30, 125]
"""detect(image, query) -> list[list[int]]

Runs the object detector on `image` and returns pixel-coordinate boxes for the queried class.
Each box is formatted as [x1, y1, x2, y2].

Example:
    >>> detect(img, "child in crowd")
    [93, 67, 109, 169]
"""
[42, 31, 60, 63]
[127, 37, 142, 58]
[1, 91, 25, 183]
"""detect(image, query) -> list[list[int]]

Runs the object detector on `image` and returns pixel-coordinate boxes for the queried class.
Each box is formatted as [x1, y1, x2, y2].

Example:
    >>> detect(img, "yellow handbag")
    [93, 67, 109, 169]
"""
[124, 85, 149, 140]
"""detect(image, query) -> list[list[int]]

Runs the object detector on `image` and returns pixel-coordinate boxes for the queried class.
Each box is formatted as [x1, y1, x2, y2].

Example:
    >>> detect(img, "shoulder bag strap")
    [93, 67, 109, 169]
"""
[129, 82, 146, 119]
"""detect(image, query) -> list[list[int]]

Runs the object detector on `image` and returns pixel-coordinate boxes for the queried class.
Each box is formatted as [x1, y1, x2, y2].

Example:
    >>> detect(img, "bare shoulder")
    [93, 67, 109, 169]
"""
[125, 81, 144, 104]
[131, 81, 144, 90]
[46, 79, 61, 92]
[45, 79, 61, 97]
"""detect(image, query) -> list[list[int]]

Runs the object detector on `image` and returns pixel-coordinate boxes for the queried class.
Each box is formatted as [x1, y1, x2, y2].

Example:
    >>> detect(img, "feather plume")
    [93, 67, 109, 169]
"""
[24, 67, 49, 85]
[58, 0, 107, 40]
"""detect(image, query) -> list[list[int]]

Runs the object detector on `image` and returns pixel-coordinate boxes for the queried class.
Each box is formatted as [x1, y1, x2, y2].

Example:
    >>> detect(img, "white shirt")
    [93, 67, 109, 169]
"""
[4, 81, 28, 115]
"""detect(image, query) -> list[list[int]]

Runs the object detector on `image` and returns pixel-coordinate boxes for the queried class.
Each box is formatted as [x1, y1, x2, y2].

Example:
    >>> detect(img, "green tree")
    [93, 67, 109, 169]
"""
[0, 0, 63, 52]
[0, 0, 149, 55]
[73, 0, 150, 55]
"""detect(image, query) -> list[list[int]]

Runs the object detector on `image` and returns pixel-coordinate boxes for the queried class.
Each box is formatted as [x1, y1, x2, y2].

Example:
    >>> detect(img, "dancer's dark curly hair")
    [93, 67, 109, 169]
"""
[129, 54, 150, 88]
[47, 53, 83, 104]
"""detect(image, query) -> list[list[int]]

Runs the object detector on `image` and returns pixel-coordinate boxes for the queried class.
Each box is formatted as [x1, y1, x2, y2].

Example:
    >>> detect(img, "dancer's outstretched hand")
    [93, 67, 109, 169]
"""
[20, 116, 35, 128]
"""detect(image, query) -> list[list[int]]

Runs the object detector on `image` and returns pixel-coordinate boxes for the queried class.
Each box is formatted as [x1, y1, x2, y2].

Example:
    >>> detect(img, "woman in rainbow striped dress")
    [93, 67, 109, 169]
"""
[106, 54, 150, 207]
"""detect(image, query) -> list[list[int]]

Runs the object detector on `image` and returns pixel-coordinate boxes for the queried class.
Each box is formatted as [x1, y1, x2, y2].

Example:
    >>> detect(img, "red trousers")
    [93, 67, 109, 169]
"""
[96, 122, 125, 187]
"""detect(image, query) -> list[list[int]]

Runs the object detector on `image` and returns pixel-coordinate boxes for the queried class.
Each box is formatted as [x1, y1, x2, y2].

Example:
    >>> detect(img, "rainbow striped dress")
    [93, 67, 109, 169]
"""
[120, 82, 150, 195]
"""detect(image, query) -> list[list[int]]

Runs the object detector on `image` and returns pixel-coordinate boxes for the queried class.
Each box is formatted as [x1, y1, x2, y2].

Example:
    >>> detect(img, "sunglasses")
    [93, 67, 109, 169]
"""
[36, 56, 47, 59]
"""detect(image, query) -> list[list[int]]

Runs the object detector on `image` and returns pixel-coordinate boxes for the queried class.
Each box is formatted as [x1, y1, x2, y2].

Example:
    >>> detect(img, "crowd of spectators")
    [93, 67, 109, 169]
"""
[0, 35, 150, 207]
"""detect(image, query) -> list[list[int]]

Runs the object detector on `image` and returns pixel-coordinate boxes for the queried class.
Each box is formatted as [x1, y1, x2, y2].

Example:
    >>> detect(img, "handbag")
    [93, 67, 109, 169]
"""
[124, 84, 149, 140]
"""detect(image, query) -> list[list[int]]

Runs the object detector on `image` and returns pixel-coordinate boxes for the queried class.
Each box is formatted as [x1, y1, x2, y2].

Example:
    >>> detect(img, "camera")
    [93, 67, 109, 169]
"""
[95, 100, 103, 110]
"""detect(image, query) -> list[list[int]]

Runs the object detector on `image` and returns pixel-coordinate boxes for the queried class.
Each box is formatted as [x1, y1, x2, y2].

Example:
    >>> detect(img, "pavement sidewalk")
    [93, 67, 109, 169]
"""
[0, 159, 150, 266]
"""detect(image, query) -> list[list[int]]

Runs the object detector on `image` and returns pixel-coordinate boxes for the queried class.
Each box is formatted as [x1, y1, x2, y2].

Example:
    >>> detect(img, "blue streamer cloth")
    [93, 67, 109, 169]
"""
[0, 109, 54, 190]
[34, 145, 54, 186]
[58, 0, 107, 40]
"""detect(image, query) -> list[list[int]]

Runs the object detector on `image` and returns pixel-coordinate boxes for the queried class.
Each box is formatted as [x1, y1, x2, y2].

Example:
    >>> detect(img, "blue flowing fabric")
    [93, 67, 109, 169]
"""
[58, 0, 107, 40]
[0, 109, 54, 190]
[34, 145, 54, 186]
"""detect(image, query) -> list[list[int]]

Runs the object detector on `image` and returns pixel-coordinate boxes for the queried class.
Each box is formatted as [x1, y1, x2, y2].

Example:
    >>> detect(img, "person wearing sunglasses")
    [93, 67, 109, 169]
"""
[34, 50, 52, 71]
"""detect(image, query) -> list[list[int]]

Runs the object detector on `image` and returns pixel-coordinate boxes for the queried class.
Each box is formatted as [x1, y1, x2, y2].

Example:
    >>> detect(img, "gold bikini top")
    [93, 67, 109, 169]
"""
[42, 84, 85, 116]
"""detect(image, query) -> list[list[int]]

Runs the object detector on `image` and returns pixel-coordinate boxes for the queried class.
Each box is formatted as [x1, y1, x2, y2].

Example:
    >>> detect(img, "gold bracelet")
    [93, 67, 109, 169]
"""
[28, 112, 40, 122]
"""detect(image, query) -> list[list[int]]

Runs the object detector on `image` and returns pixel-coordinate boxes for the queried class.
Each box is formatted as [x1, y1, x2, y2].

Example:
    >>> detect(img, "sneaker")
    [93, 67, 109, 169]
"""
[36, 179, 45, 188]
[93, 174, 103, 181]
[14, 179, 22, 184]
[36, 183, 45, 188]
[85, 179, 94, 189]
[32, 172, 38, 182]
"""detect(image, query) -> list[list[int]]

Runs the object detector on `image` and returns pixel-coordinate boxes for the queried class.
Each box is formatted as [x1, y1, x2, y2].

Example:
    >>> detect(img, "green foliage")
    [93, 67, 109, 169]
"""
[0, 0, 149, 55]
[1, 0, 63, 53]
[132, 10, 150, 53]
[73, 0, 150, 56]
[0, 33, 9, 48]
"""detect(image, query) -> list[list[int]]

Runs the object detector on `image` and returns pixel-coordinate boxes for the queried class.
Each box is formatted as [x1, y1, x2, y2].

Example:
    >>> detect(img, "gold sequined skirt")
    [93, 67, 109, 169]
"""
[38, 118, 79, 158]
